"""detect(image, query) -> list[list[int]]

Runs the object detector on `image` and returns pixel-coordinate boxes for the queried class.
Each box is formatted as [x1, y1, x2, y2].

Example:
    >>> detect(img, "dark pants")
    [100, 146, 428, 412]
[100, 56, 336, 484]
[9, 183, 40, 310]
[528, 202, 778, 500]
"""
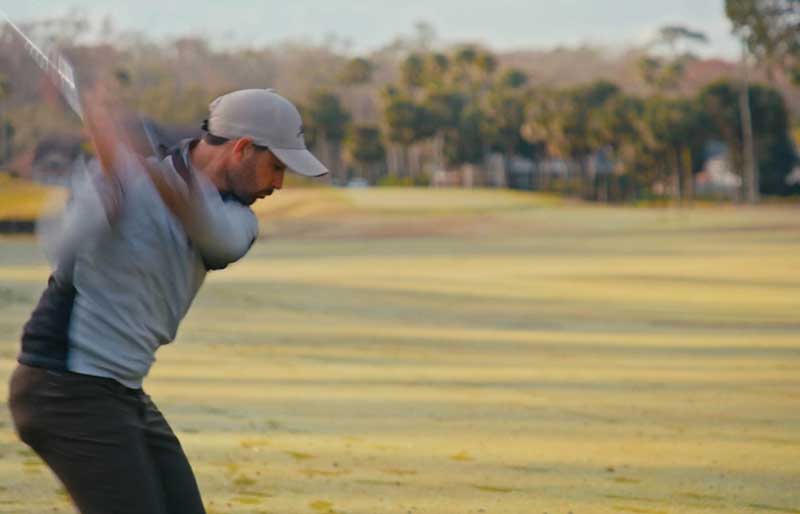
[8, 364, 206, 514]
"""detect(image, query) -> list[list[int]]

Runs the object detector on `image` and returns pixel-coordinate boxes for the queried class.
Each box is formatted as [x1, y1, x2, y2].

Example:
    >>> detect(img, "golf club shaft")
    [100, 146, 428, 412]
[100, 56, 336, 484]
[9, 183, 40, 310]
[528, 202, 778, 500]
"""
[0, 8, 83, 119]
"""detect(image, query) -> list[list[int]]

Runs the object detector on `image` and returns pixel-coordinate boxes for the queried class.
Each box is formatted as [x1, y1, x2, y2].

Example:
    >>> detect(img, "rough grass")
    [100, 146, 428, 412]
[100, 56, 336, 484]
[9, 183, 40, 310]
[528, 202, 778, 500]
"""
[0, 188, 798, 514]
[0, 172, 67, 221]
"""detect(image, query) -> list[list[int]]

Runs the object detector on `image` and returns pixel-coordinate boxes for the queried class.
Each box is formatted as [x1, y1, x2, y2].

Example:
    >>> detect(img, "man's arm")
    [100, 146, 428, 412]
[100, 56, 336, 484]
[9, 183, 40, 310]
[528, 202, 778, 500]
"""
[82, 83, 258, 269]
[37, 160, 117, 275]
[141, 157, 259, 269]
[184, 188, 259, 270]
[79, 85, 129, 221]
[38, 83, 146, 272]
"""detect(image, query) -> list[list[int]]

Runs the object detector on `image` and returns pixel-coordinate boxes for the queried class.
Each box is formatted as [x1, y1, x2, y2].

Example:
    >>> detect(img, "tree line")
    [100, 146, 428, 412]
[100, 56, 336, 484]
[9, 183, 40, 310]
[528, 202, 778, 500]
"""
[302, 44, 797, 201]
[0, 4, 798, 202]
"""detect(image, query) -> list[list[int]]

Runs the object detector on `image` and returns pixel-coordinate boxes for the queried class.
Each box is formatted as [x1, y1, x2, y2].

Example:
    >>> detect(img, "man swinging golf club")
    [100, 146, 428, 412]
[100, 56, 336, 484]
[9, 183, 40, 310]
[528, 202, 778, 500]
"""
[8, 87, 327, 514]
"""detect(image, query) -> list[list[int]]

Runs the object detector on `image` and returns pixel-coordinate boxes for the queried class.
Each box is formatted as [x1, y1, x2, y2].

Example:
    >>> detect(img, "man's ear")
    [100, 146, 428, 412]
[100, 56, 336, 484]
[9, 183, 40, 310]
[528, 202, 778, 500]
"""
[232, 138, 253, 160]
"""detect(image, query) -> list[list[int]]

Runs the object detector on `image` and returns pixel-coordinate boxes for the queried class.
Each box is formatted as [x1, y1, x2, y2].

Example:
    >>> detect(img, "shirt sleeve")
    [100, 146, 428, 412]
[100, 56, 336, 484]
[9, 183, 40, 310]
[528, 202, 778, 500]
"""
[181, 174, 259, 271]
[37, 159, 121, 277]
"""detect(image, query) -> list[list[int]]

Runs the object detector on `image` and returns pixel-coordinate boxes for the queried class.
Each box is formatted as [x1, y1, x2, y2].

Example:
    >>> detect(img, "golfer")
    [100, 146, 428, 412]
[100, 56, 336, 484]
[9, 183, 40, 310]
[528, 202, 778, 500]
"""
[8, 88, 327, 514]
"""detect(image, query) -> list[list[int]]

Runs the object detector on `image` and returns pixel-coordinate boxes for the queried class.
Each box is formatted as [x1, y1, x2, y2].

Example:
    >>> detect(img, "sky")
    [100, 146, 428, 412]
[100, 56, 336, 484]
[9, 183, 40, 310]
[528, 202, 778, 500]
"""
[3, 1, 741, 57]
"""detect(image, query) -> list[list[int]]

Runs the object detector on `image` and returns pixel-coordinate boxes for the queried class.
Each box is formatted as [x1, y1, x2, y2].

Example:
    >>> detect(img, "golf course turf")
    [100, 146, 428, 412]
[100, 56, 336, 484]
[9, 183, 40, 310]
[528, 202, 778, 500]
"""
[0, 188, 798, 513]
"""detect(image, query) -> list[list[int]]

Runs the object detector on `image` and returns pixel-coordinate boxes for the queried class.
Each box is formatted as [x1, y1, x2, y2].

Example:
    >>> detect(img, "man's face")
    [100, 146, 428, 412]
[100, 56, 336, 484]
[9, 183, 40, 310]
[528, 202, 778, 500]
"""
[227, 143, 286, 205]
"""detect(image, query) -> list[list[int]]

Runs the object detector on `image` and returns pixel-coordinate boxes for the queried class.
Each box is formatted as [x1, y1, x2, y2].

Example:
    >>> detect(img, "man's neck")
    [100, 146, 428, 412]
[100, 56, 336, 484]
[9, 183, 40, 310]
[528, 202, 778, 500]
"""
[188, 140, 228, 192]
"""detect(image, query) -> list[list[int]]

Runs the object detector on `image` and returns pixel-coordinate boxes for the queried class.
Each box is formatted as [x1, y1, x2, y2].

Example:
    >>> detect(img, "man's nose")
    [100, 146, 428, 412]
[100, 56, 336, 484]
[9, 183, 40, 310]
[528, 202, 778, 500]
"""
[273, 169, 284, 190]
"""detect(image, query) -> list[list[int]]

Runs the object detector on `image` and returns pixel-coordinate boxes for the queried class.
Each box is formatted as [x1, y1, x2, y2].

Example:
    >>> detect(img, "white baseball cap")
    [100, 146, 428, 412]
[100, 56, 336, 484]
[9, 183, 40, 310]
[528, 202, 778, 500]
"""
[206, 89, 328, 177]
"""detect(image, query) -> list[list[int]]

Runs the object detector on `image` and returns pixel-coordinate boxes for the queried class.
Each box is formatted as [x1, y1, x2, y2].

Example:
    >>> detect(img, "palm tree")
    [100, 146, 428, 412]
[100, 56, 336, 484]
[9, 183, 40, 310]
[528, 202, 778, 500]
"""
[344, 125, 385, 184]
[338, 57, 374, 123]
[306, 91, 350, 184]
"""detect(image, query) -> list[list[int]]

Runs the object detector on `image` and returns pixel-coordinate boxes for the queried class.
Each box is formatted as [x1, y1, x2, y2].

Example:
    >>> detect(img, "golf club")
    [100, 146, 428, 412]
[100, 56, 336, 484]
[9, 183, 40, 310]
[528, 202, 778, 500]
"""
[0, 8, 83, 120]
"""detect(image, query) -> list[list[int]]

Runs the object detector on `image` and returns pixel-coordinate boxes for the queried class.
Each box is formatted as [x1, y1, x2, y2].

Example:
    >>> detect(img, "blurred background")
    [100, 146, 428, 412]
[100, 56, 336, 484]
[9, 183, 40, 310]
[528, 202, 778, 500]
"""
[0, 0, 798, 203]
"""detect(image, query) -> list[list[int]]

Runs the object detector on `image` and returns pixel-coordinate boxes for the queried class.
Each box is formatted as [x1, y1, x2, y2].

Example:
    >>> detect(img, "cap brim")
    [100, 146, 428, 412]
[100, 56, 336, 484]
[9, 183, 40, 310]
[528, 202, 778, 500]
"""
[271, 148, 329, 177]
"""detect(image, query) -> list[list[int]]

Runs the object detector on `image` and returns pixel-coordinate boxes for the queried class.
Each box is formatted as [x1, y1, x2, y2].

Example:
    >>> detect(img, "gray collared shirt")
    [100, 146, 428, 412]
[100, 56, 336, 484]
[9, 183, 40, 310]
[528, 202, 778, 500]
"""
[39, 141, 258, 388]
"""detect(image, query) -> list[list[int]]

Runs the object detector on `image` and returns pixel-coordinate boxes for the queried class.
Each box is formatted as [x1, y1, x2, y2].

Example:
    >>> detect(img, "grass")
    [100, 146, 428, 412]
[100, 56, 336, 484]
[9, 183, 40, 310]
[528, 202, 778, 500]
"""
[0, 172, 66, 221]
[0, 187, 798, 513]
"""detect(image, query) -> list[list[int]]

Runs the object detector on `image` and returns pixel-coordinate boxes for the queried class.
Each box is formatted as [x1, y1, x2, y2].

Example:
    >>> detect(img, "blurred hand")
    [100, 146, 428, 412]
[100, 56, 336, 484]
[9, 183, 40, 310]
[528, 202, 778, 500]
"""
[79, 81, 128, 222]
[81, 81, 125, 178]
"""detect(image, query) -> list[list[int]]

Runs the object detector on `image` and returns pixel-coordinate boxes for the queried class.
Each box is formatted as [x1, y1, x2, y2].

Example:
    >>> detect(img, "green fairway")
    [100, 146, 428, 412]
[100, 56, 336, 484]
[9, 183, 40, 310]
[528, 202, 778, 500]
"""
[0, 188, 798, 514]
